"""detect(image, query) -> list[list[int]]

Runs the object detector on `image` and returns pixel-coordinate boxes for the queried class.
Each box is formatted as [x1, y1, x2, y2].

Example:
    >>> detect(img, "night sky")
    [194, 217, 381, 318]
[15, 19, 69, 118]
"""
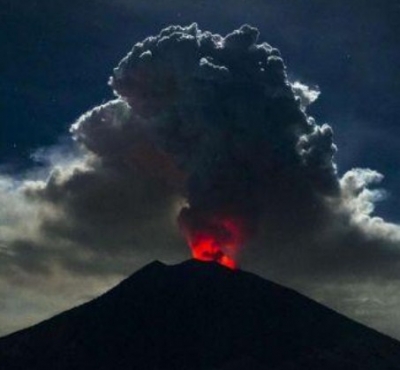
[2, 0, 400, 339]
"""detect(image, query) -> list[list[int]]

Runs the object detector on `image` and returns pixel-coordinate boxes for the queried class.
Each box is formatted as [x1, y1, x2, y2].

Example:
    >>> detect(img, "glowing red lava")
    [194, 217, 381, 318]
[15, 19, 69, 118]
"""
[188, 232, 237, 269]
[181, 214, 245, 269]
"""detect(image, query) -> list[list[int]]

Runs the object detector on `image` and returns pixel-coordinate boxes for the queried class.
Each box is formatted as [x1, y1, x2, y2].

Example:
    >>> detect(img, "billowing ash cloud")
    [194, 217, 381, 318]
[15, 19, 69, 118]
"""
[2, 23, 400, 337]
[104, 24, 339, 262]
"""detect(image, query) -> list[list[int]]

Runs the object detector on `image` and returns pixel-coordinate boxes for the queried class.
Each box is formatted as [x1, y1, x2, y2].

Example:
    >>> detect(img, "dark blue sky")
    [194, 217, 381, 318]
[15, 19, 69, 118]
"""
[2, 0, 400, 219]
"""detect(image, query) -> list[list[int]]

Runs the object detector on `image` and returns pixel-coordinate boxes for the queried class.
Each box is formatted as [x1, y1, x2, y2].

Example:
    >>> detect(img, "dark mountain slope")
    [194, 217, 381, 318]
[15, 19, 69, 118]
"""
[1, 259, 400, 369]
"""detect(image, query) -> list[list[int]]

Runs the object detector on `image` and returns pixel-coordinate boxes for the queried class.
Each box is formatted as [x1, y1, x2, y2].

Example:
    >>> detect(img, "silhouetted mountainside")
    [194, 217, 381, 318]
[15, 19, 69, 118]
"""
[1, 259, 400, 369]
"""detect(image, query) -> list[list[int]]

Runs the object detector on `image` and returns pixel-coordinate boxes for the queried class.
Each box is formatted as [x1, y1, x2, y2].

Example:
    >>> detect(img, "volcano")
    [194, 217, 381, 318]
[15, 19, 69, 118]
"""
[1, 260, 400, 370]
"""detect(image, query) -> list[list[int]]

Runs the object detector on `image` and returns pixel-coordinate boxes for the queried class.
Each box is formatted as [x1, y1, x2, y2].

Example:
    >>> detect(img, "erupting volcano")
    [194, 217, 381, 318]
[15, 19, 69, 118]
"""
[179, 209, 247, 269]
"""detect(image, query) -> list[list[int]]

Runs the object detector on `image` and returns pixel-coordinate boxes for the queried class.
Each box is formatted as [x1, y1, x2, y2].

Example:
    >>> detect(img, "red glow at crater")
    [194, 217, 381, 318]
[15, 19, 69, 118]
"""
[189, 232, 237, 269]
[180, 212, 246, 269]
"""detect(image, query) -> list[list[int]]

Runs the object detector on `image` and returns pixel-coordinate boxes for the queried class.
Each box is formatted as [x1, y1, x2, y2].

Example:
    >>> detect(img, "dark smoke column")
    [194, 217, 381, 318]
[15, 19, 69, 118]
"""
[106, 24, 338, 268]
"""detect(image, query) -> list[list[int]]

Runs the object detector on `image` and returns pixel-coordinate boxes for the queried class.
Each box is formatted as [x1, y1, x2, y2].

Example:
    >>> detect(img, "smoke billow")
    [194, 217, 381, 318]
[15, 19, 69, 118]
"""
[103, 23, 339, 264]
[2, 23, 400, 335]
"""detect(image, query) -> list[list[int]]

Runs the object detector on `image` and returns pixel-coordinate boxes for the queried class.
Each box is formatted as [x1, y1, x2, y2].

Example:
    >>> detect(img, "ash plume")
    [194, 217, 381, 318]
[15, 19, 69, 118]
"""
[105, 23, 339, 261]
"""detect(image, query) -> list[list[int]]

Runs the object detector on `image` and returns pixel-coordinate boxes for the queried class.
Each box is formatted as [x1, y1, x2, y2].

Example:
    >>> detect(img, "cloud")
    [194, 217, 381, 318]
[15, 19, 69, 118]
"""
[109, 24, 340, 261]
[291, 81, 320, 110]
[2, 23, 400, 337]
